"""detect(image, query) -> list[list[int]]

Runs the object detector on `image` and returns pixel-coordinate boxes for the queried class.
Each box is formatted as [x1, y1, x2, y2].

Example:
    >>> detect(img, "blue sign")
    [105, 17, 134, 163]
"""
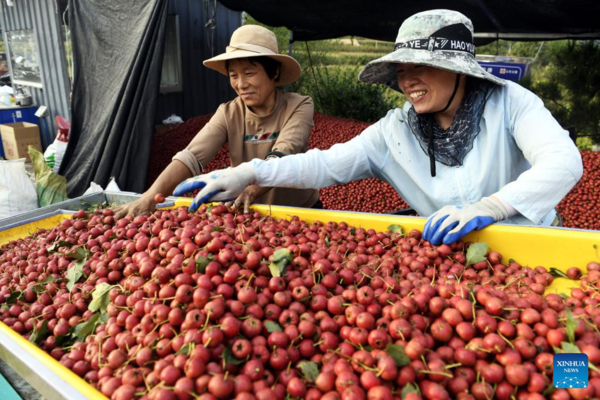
[554, 353, 589, 389]
[478, 62, 528, 83]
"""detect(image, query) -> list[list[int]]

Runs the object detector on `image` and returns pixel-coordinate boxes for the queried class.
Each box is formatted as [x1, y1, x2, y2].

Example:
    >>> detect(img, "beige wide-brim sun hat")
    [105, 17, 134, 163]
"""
[203, 25, 301, 87]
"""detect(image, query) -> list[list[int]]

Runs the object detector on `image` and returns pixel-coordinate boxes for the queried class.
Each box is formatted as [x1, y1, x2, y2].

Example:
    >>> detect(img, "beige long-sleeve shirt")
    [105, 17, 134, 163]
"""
[172, 90, 319, 208]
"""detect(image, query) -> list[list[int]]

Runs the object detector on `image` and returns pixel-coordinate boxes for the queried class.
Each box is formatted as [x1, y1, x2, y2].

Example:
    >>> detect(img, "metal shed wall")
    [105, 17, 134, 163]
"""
[0, 0, 71, 149]
[155, 0, 242, 124]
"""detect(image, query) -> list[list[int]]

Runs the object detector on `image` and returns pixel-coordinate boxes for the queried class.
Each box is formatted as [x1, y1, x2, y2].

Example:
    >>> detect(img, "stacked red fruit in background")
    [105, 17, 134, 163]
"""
[556, 151, 600, 230]
[147, 113, 599, 228]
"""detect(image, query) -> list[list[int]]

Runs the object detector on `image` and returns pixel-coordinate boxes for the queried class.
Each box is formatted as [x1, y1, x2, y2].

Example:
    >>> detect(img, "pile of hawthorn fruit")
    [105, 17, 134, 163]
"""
[2, 199, 600, 400]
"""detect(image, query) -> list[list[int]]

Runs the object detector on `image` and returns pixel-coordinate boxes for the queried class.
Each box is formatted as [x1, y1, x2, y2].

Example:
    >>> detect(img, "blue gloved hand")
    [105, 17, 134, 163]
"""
[173, 164, 258, 212]
[422, 197, 509, 246]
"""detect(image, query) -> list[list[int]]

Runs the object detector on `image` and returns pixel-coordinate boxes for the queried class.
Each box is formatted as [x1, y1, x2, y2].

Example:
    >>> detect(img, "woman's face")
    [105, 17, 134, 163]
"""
[228, 58, 277, 114]
[396, 63, 463, 115]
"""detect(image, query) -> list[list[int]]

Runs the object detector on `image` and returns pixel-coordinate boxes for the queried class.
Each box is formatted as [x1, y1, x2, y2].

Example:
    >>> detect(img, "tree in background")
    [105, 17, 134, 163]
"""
[529, 41, 600, 144]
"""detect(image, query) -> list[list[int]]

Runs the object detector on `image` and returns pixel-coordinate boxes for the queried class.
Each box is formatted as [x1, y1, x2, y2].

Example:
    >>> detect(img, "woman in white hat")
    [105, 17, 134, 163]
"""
[172, 10, 583, 246]
[114, 25, 320, 217]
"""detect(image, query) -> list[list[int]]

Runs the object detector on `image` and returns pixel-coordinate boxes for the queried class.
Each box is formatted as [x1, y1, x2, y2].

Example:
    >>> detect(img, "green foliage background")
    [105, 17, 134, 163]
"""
[243, 13, 600, 147]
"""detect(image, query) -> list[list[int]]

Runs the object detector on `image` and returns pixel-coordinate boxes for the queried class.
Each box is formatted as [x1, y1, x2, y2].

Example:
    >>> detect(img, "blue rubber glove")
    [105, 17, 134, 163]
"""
[422, 197, 509, 245]
[173, 164, 258, 212]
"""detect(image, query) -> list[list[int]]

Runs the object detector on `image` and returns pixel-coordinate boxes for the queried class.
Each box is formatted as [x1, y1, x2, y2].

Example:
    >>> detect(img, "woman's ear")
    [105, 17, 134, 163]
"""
[275, 66, 281, 82]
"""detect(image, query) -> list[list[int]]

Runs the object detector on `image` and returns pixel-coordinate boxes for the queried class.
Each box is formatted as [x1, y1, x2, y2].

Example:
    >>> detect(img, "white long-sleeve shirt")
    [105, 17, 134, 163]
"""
[248, 81, 583, 226]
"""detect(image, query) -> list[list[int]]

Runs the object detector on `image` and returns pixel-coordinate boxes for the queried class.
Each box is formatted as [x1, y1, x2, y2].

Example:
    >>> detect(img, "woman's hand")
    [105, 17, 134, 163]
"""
[173, 164, 258, 212]
[112, 160, 193, 218]
[112, 195, 156, 219]
[225, 185, 271, 214]
[422, 197, 509, 245]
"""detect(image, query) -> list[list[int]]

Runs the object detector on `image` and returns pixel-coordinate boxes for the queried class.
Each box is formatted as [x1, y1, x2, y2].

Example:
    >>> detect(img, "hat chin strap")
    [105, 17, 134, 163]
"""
[426, 74, 461, 178]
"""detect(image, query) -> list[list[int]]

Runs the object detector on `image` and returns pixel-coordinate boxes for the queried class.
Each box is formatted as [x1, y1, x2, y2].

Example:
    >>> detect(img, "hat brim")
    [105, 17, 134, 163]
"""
[203, 50, 302, 87]
[358, 48, 507, 91]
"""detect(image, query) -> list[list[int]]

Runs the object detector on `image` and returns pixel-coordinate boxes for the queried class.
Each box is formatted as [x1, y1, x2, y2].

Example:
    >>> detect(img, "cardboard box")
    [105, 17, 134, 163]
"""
[0, 122, 42, 161]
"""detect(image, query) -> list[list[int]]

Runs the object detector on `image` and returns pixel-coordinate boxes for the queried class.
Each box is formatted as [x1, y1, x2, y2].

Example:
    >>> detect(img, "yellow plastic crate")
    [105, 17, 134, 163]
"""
[0, 212, 73, 247]
[0, 198, 598, 399]
[0, 317, 106, 400]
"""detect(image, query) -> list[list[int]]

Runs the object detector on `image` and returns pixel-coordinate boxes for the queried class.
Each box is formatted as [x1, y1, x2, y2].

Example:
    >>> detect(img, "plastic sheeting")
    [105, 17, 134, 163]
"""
[219, 0, 600, 43]
[59, 0, 168, 197]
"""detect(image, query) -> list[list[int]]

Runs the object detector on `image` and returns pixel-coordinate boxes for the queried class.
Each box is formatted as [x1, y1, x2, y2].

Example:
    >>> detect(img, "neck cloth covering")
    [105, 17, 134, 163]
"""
[407, 79, 496, 168]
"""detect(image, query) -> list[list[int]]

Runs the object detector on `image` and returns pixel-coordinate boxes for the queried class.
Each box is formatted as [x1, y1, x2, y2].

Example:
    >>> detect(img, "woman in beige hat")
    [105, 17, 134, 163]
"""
[173, 10, 583, 248]
[114, 25, 319, 217]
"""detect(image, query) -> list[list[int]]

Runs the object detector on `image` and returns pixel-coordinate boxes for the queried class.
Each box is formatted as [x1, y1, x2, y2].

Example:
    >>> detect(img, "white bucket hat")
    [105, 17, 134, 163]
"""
[358, 9, 507, 91]
[204, 25, 301, 87]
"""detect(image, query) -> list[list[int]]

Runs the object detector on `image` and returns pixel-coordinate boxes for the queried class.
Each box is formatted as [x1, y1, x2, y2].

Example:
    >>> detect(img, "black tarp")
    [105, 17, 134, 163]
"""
[59, 0, 168, 197]
[219, 0, 600, 43]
